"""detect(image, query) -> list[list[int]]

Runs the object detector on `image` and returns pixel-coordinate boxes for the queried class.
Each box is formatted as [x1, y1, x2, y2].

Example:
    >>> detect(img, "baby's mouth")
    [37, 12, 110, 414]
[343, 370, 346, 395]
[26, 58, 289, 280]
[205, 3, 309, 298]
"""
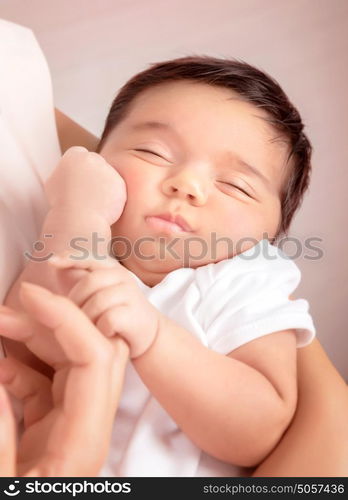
[145, 214, 192, 234]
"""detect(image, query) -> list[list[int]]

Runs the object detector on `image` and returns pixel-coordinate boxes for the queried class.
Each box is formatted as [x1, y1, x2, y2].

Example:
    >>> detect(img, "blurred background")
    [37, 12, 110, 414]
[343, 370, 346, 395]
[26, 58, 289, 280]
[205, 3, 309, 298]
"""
[1, 0, 347, 380]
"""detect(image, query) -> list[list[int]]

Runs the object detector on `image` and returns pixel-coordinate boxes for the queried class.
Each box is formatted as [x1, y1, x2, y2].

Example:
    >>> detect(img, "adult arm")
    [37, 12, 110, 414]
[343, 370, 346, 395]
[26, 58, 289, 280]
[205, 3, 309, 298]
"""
[54, 108, 99, 154]
[252, 337, 348, 476]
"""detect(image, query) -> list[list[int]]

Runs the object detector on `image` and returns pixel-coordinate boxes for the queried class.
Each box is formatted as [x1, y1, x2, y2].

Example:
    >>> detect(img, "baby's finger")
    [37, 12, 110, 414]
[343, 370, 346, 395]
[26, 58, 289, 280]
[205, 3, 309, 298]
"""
[68, 268, 127, 307]
[81, 284, 126, 323]
[0, 385, 16, 476]
[48, 253, 119, 272]
[96, 306, 157, 359]
[0, 357, 52, 428]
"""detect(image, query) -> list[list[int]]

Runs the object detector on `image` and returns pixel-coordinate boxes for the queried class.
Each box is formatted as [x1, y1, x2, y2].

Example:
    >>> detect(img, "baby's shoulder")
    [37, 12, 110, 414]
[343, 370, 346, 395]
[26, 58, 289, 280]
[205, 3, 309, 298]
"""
[194, 239, 300, 295]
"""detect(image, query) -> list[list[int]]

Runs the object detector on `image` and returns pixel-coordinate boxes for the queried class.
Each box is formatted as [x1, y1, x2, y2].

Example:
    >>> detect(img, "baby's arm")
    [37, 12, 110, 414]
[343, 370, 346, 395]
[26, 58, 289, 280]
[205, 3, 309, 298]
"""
[132, 318, 297, 468]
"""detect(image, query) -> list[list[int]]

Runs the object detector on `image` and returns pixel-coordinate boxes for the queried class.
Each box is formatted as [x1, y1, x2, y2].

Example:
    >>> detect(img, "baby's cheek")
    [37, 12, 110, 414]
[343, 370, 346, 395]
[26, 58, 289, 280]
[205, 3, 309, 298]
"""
[115, 162, 149, 196]
[222, 205, 267, 242]
[124, 172, 145, 196]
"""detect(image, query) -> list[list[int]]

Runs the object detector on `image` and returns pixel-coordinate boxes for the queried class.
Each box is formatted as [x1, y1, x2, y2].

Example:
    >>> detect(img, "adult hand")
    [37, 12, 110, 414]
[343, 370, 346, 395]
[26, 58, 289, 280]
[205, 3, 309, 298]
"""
[0, 282, 130, 476]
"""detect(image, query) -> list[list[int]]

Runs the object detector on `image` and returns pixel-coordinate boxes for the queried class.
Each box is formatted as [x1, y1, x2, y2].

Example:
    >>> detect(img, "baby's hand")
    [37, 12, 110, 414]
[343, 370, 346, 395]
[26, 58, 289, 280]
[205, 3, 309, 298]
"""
[49, 254, 161, 359]
[44, 146, 127, 225]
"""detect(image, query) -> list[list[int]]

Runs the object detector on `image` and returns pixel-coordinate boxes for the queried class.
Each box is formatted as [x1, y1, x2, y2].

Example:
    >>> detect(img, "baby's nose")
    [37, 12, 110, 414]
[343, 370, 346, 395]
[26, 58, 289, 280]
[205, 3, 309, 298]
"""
[162, 171, 208, 205]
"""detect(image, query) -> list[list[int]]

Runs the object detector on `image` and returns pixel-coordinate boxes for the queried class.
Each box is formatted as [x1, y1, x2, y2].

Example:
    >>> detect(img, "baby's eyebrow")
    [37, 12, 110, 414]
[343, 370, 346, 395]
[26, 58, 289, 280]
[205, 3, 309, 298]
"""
[129, 120, 173, 134]
[129, 120, 270, 188]
[224, 152, 271, 188]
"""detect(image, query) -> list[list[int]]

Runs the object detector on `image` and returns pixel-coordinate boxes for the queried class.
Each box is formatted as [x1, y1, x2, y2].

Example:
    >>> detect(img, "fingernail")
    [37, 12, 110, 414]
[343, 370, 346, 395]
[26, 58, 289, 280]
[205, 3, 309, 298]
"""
[20, 282, 53, 296]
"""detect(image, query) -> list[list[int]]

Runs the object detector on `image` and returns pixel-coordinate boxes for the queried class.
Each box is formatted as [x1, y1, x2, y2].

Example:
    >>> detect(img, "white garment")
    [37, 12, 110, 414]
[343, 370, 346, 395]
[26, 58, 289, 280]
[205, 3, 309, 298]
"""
[0, 18, 61, 421]
[99, 239, 316, 477]
[0, 18, 61, 304]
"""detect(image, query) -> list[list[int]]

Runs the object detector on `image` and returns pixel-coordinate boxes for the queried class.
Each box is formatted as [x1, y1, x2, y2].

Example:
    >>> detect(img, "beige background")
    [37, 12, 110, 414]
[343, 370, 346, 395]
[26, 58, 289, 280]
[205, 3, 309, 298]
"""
[1, 0, 347, 380]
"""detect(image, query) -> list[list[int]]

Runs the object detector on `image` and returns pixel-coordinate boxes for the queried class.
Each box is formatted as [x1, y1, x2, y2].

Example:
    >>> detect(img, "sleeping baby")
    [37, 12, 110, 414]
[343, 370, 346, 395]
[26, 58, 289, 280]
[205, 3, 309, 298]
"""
[1, 56, 316, 476]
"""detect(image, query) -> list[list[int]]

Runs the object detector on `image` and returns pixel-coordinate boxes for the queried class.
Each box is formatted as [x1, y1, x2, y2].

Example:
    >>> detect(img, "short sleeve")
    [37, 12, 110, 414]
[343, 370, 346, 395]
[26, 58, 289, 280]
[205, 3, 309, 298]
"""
[195, 240, 316, 354]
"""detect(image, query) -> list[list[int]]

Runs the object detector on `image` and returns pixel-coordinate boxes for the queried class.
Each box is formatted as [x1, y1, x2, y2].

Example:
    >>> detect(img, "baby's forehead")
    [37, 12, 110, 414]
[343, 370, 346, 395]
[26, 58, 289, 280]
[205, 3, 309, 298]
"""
[128, 81, 286, 142]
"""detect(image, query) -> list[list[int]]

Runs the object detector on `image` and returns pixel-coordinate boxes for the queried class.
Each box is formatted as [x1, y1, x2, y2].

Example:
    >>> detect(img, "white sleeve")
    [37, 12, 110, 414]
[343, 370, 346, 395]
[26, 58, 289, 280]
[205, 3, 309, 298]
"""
[196, 243, 316, 355]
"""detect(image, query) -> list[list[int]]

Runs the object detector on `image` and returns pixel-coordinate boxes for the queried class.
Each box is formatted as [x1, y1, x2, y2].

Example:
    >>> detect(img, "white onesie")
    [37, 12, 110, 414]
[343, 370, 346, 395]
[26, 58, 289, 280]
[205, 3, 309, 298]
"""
[99, 239, 316, 477]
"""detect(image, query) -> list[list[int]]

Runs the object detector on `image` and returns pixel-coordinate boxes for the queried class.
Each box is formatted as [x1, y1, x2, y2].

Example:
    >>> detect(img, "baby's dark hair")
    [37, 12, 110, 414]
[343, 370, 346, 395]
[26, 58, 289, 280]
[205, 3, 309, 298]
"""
[96, 55, 312, 240]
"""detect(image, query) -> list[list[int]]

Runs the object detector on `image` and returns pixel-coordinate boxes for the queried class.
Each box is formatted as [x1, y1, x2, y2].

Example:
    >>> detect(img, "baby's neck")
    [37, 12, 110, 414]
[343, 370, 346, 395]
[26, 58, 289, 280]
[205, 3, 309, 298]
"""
[117, 260, 167, 287]
[117, 258, 184, 287]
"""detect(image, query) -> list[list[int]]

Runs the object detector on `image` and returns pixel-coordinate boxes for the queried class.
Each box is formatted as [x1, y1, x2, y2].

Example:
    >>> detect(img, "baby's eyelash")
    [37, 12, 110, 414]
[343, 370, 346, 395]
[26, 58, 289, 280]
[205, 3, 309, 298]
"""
[134, 150, 253, 198]
[134, 148, 162, 158]
[222, 182, 252, 197]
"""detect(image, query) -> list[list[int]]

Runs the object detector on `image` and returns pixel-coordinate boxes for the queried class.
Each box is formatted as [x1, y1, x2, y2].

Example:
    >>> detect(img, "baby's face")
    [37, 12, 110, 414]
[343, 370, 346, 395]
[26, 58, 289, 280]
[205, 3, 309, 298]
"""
[101, 81, 289, 286]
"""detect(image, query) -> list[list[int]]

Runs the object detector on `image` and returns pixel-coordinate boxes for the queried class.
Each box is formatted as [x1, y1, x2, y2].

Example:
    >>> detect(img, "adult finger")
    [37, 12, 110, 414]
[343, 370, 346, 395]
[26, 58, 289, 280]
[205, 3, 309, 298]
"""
[0, 356, 52, 427]
[18, 282, 111, 365]
[0, 305, 35, 342]
[0, 385, 16, 476]
[17, 281, 129, 475]
[0, 305, 66, 368]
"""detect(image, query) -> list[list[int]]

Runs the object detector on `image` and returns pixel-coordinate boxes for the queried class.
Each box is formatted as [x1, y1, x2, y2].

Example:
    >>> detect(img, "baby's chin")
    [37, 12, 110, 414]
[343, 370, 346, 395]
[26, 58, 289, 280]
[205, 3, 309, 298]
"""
[117, 254, 189, 274]
[114, 257, 181, 287]
[110, 227, 243, 274]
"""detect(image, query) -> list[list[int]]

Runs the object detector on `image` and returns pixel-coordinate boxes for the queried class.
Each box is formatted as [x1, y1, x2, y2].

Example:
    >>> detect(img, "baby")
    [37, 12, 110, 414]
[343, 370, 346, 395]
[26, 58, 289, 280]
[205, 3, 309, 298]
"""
[2, 56, 316, 476]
